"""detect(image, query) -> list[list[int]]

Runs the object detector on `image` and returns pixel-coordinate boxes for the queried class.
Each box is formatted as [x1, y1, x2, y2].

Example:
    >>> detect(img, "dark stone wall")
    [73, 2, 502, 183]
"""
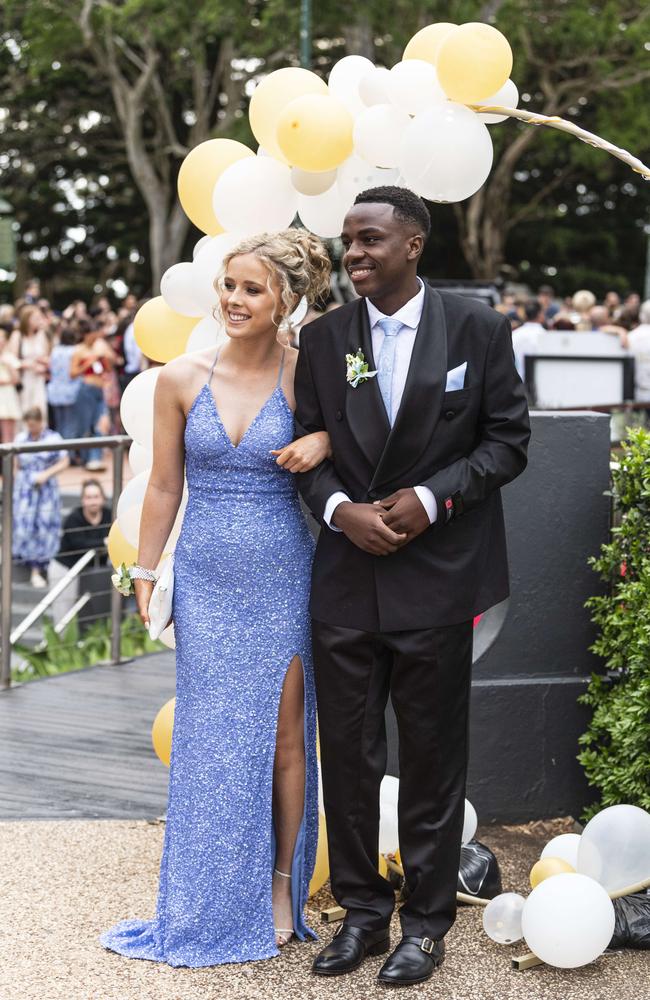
[387, 411, 612, 822]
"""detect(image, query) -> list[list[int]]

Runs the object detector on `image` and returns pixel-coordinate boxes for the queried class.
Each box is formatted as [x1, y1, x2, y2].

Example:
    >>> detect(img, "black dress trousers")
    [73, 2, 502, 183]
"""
[312, 618, 473, 939]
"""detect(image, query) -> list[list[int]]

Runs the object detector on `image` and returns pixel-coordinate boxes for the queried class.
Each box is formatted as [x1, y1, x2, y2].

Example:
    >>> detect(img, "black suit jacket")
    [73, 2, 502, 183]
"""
[294, 284, 531, 632]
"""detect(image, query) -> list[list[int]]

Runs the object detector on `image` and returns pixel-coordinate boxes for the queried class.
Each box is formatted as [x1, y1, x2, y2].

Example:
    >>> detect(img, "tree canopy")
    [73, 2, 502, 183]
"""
[1, 0, 649, 304]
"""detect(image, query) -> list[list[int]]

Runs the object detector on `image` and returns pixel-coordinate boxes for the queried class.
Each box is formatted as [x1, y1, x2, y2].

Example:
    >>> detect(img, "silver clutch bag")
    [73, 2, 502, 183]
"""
[148, 554, 174, 641]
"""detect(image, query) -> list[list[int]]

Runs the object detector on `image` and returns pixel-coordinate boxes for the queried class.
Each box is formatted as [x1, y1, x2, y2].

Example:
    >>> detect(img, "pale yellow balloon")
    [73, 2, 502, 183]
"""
[403, 22, 457, 64]
[309, 812, 329, 896]
[177, 139, 255, 235]
[151, 698, 175, 767]
[133, 297, 198, 364]
[436, 22, 513, 103]
[107, 521, 138, 571]
[529, 856, 575, 889]
[277, 94, 353, 173]
[249, 68, 328, 163]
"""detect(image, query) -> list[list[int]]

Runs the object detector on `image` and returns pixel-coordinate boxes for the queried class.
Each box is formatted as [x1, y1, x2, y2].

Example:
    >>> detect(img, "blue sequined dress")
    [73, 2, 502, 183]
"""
[101, 350, 318, 967]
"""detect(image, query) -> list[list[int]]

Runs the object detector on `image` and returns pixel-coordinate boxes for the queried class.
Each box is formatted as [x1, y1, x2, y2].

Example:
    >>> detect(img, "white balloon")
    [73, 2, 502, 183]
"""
[388, 60, 446, 116]
[116, 471, 150, 547]
[577, 804, 650, 893]
[213, 158, 298, 235]
[354, 105, 411, 168]
[483, 892, 525, 944]
[359, 66, 392, 107]
[541, 833, 581, 871]
[328, 55, 376, 117]
[160, 262, 204, 317]
[128, 441, 152, 476]
[379, 775, 399, 854]
[398, 103, 493, 202]
[291, 166, 337, 196]
[462, 799, 478, 845]
[337, 155, 399, 204]
[522, 873, 615, 968]
[191, 232, 242, 317]
[297, 185, 349, 239]
[186, 314, 228, 353]
[474, 79, 519, 124]
[289, 295, 309, 326]
[159, 623, 176, 649]
[120, 367, 160, 450]
[192, 234, 212, 259]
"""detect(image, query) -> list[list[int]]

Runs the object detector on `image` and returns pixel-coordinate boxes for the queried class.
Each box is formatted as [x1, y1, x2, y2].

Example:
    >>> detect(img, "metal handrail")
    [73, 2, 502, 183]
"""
[10, 548, 97, 645]
[0, 433, 131, 689]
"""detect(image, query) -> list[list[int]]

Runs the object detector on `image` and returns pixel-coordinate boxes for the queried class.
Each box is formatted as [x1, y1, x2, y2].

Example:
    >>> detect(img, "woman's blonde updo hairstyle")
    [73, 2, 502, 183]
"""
[217, 229, 331, 329]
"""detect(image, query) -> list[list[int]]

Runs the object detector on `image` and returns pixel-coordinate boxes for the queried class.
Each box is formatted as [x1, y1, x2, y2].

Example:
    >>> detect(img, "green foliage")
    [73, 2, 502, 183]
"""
[12, 613, 163, 683]
[579, 428, 650, 819]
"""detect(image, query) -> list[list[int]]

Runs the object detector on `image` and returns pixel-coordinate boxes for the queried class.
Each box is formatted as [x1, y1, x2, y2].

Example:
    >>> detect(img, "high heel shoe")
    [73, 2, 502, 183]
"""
[272, 867, 295, 946]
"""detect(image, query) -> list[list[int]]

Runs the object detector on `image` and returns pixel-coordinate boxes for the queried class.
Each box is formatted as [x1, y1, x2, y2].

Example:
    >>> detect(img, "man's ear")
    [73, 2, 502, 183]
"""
[407, 235, 424, 261]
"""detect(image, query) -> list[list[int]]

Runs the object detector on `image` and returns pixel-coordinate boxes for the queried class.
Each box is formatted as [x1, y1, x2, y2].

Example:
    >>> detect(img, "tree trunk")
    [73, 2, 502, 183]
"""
[344, 16, 374, 61]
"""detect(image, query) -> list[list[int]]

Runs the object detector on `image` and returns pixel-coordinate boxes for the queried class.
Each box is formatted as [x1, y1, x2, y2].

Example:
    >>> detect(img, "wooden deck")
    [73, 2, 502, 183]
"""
[0, 652, 176, 820]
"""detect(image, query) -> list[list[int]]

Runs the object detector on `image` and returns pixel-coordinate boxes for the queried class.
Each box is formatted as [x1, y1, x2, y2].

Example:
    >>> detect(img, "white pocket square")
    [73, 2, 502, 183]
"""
[445, 362, 467, 392]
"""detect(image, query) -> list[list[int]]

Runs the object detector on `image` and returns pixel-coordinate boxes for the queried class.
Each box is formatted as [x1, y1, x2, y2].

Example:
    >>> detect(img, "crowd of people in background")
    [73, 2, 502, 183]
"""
[0, 279, 142, 457]
[500, 284, 650, 401]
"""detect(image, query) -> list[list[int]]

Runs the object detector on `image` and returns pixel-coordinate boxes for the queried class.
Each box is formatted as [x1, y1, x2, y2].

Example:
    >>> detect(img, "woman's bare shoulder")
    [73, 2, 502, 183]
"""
[157, 349, 213, 387]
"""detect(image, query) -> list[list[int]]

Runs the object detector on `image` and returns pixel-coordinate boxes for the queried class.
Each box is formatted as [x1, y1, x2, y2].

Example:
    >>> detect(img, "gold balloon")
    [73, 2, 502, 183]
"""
[395, 848, 402, 867]
[529, 856, 575, 889]
[133, 297, 198, 364]
[107, 521, 138, 571]
[436, 22, 513, 103]
[403, 22, 457, 64]
[249, 67, 328, 163]
[378, 853, 388, 879]
[309, 812, 329, 896]
[277, 94, 353, 173]
[152, 698, 175, 767]
[177, 139, 255, 235]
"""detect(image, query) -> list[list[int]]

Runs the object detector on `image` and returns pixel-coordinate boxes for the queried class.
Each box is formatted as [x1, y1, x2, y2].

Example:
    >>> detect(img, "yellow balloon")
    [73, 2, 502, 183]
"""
[107, 521, 138, 571]
[529, 856, 575, 889]
[277, 94, 353, 173]
[395, 848, 402, 867]
[436, 22, 513, 103]
[378, 854, 388, 879]
[177, 139, 255, 235]
[133, 297, 198, 364]
[403, 22, 457, 64]
[152, 698, 175, 767]
[309, 812, 329, 896]
[249, 67, 328, 163]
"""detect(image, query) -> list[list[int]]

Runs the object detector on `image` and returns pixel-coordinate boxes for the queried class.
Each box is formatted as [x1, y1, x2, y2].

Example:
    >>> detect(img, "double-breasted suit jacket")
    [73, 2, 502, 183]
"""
[294, 283, 531, 632]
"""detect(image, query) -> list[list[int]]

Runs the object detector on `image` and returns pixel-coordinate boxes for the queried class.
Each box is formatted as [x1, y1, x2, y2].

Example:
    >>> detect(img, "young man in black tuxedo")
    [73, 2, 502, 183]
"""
[294, 187, 530, 987]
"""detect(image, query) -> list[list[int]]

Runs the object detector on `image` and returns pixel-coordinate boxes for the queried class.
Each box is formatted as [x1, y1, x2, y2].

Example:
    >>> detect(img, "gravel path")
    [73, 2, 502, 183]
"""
[0, 818, 646, 1000]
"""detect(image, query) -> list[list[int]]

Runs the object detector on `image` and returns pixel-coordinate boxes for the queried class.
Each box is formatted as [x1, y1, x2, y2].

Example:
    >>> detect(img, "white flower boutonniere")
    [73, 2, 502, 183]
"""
[112, 562, 135, 597]
[346, 349, 378, 388]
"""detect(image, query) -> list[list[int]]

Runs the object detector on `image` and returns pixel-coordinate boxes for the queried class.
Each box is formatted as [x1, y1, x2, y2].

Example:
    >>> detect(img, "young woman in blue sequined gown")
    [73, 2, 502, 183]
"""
[100, 230, 332, 967]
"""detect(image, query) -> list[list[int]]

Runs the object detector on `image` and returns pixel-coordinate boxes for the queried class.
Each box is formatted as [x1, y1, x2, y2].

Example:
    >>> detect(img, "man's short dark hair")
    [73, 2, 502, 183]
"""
[354, 186, 431, 241]
[525, 298, 543, 323]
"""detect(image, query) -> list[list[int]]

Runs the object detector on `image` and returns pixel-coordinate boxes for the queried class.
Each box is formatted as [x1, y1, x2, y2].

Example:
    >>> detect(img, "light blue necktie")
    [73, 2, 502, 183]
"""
[376, 317, 402, 424]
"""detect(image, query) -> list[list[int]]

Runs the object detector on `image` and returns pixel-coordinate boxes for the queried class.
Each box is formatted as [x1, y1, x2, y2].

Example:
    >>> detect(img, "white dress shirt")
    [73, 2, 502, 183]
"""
[323, 278, 437, 530]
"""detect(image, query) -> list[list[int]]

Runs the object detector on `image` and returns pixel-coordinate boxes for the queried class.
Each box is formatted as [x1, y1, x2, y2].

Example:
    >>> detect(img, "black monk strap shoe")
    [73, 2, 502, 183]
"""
[312, 924, 391, 977]
[377, 935, 445, 986]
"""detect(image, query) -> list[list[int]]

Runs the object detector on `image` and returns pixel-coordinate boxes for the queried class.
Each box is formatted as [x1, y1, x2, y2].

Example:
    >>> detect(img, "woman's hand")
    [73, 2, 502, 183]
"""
[134, 579, 155, 630]
[271, 431, 332, 473]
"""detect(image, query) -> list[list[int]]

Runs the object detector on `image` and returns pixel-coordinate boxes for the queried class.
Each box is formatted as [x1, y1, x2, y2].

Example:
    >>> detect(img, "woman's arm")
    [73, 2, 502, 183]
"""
[33, 454, 70, 485]
[70, 348, 90, 378]
[134, 366, 187, 628]
[270, 430, 332, 473]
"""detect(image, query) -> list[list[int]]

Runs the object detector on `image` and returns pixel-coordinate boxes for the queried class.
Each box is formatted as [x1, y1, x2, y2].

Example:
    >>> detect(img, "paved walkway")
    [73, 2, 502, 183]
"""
[0, 660, 646, 999]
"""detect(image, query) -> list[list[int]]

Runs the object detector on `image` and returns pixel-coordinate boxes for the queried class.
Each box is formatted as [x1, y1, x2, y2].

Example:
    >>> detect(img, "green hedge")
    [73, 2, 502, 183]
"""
[579, 428, 650, 819]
